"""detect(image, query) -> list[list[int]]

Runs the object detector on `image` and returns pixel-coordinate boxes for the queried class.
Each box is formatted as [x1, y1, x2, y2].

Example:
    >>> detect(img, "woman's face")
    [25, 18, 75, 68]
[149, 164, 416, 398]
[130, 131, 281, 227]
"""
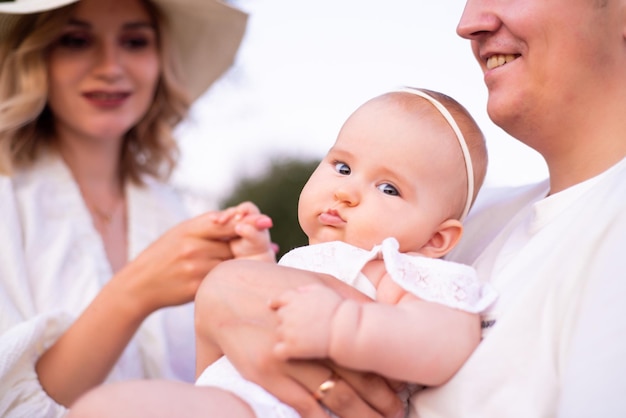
[456, 0, 619, 152]
[46, 0, 159, 146]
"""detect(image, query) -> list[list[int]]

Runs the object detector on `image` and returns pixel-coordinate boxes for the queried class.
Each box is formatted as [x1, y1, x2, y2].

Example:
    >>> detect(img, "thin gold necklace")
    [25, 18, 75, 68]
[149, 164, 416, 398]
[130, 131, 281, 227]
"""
[87, 197, 123, 226]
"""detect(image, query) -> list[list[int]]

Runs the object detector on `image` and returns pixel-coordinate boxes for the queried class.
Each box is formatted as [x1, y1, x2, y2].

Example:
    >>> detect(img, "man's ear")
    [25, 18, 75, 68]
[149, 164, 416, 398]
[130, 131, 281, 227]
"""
[419, 219, 463, 258]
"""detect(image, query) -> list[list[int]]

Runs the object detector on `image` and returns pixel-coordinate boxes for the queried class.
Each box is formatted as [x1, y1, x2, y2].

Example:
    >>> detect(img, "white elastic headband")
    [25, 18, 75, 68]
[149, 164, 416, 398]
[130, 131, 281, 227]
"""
[397, 87, 474, 220]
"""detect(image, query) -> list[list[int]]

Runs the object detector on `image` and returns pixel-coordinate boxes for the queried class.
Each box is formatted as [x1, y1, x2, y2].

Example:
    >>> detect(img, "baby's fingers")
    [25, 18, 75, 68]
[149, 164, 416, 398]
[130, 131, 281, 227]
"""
[254, 214, 273, 230]
[234, 222, 264, 240]
[209, 206, 241, 225]
[235, 213, 273, 232]
[212, 201, 261, 224]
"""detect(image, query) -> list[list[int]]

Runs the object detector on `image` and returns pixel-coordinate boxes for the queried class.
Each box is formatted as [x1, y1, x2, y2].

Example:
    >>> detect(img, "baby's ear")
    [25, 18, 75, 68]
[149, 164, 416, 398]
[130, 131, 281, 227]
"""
[419, 219, 463, 259]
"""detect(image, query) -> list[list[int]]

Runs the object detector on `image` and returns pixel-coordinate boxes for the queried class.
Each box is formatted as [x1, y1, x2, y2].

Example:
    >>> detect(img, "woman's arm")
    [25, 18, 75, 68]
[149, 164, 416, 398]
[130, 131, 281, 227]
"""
[35, 211, 236, 407]
[195, 259, 405, 418]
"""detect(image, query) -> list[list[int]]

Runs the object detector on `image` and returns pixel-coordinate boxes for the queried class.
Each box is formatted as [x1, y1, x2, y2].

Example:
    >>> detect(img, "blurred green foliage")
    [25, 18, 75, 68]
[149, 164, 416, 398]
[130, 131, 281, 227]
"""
[220, 157, 320, 259]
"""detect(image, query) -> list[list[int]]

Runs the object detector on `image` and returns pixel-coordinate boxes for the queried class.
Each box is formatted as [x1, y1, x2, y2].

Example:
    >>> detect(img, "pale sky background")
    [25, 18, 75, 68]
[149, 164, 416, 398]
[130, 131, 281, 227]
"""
[173, 0, 548, 206]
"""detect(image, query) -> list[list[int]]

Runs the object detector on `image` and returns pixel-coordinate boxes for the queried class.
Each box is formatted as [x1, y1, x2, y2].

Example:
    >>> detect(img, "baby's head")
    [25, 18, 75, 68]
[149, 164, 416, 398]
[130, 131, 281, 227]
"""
[298, 87, 487, 256]
[397, 88, 488, 216]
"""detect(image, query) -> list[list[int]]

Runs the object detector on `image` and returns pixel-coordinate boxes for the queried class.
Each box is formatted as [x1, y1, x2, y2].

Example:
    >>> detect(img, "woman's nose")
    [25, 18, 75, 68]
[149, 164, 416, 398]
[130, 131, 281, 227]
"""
[94, 42, 123, 80]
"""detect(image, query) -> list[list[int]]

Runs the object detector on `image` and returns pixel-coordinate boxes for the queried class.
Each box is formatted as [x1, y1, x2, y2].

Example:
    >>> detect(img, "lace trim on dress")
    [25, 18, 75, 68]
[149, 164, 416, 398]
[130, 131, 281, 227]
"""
[279, 238, 497, 313]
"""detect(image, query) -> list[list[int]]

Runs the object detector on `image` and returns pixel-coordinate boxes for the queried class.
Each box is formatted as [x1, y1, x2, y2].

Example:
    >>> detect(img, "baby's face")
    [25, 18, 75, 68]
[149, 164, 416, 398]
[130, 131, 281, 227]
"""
[298, 93, 467, 253]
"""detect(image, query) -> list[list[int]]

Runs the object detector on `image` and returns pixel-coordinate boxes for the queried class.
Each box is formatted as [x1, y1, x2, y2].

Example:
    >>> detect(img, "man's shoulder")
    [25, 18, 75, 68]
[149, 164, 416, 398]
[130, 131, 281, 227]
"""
[447, 181, 549, 265]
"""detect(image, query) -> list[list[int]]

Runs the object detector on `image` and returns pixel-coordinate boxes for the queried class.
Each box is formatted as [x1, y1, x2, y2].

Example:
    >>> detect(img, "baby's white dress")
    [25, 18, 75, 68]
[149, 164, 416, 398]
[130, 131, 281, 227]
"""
[196, 238, 496, 418]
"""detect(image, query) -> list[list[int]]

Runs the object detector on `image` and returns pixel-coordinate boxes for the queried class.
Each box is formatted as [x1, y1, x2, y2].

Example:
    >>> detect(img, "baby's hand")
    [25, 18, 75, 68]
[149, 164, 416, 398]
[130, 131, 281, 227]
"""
[212, 202, 276, 262]
[210, 201, 265, 226]
[269, 284, 343, 359]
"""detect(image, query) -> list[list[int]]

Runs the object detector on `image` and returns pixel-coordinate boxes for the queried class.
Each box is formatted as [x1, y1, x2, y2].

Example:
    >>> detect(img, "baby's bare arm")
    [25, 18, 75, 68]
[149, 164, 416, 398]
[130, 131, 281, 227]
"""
[272, 263, 481, 386]
[327, 293, 481, 385]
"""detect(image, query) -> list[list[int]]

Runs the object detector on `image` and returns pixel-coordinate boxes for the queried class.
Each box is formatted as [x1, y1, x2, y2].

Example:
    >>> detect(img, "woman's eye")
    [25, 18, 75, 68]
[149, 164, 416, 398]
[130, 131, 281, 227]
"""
[378, 183, 400, 196]
[334, 162, 351, 175]
[121, 36, 151, 50]
[56, 33, 90, 49]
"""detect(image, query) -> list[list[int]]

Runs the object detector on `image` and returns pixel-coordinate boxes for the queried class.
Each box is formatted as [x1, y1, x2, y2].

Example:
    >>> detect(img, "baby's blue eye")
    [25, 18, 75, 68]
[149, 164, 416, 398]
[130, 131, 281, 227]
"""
[334, 162, 351, 175]
[378, 183, 399, 196]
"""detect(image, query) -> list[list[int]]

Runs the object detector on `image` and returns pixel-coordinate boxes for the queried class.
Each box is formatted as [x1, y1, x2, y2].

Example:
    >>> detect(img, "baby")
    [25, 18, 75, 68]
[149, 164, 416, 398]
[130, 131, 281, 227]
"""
[197, 87, 495, 418]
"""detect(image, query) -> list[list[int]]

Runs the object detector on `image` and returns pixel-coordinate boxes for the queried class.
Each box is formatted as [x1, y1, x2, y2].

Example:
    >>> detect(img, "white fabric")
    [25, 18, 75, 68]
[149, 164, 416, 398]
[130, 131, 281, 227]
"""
[197, 238, 495, 418]
[0, 152, 201, 418]
[279, 238, 496, 314]
[411, 156, 626, 418]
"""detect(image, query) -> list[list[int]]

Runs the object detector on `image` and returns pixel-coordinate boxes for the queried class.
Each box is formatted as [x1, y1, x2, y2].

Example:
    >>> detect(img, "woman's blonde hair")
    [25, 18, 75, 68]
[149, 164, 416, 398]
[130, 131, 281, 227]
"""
[0, 0, 191, 183]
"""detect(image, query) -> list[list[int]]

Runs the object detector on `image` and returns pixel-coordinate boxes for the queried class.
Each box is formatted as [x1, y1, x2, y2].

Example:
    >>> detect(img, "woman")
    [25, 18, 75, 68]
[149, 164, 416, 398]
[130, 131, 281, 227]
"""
[69, 0, 626, 417]
[0, 0, 250, 416]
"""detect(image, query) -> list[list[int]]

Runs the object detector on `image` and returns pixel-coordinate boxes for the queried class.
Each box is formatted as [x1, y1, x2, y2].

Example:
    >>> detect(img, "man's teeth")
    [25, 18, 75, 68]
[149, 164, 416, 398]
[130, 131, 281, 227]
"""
[486, 54, 517, 70]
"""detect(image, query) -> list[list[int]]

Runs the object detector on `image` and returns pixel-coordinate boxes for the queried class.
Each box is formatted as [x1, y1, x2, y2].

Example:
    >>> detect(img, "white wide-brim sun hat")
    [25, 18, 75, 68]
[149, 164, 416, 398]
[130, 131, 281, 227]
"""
[0, 0, 248, 100]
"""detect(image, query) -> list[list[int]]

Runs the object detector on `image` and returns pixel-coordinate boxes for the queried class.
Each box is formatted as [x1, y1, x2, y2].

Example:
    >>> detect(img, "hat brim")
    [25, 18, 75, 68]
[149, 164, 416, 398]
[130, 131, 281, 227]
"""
[0, 0, 79, 47]
[152, 0, 247, 100]
[0, 0, 247, 100]
[0, 0, 79, 14]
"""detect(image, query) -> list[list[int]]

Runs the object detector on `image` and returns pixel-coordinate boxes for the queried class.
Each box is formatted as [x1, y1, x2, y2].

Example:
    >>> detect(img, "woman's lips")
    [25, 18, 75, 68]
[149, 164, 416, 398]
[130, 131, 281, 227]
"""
[83, 91, 130, 108]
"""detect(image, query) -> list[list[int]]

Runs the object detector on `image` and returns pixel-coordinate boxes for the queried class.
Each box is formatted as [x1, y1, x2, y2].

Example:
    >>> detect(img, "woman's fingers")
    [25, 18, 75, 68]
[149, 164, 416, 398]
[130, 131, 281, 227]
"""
[209, 201, 262, 225]
[329, 367, 405, 418]
[185, 211, 240, 240]
[194, 236, 234, 262]
[125, 226, 234, 311]
[253, 367, 331, 418]
[283, 361, 389, 418]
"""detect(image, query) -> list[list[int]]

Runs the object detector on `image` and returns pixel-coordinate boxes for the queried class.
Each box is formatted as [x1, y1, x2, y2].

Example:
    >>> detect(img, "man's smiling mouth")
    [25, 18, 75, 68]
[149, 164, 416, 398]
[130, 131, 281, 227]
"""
[486, 54, 518, 70]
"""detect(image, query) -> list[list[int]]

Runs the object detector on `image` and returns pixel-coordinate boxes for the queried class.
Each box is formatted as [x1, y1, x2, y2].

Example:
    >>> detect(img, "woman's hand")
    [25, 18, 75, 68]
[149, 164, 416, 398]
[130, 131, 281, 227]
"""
[195, 259, 405, 418]
[314, 363, 406, 418]
[116, 210, 239, 316]
[36, 211, 238, 406]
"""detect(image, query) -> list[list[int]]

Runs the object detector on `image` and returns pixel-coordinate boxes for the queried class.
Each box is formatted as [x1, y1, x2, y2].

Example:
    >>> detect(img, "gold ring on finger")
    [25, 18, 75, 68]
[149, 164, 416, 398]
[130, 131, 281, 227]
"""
[313, 372, 339, 401]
